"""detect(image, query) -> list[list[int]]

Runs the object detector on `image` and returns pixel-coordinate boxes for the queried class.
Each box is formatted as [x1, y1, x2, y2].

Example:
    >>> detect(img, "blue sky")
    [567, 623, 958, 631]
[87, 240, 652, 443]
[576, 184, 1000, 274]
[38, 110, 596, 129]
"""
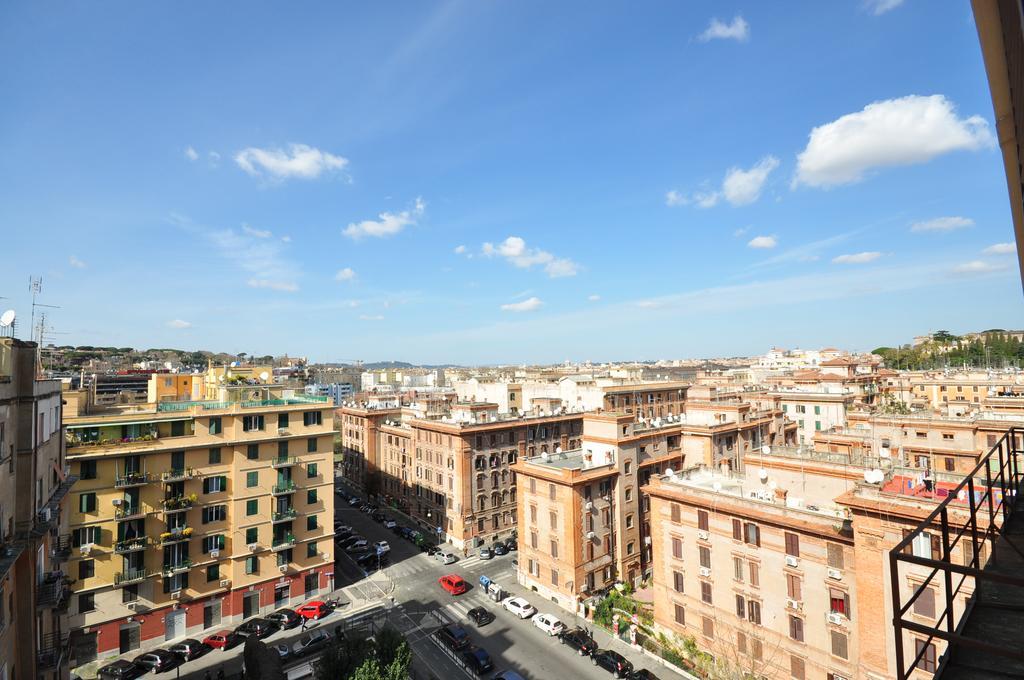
[0, 1, 1020, 364]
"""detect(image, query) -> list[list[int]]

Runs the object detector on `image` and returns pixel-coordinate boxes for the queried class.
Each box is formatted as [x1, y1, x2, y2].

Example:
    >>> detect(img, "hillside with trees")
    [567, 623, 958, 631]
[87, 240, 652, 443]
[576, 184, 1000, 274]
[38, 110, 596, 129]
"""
[873, 330, 1024, 370]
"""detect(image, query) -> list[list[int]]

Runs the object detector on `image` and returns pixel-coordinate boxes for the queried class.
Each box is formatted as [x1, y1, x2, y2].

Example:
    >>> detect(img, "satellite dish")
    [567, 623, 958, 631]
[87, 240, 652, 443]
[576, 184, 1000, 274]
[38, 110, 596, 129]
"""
[759, 468, 768, 482]
[761, 445, 771, 455]
[164, 361, 173, 370]
[712, 482, 722, 492]
[259, 371, 270, 381]
[0, 310, 14, 327]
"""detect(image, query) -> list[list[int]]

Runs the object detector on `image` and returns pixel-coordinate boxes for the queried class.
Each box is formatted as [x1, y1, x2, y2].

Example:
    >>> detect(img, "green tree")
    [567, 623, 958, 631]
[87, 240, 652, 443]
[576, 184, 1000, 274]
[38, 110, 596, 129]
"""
[351, 657, 382, 680]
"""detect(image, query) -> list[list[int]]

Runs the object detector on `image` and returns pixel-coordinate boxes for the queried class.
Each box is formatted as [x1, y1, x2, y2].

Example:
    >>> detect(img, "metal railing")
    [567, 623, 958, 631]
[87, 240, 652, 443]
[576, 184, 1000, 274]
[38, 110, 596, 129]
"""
[114, 471, 152, 487]
[161, 468, 196, 482]
[890, 426, 1024, 678]
[114, 568, 150, 586]
[272, 508, 298, 522]
[272, 456, 299, 468]
[272, 480, 297, 494]
[114, 537, 149, 553]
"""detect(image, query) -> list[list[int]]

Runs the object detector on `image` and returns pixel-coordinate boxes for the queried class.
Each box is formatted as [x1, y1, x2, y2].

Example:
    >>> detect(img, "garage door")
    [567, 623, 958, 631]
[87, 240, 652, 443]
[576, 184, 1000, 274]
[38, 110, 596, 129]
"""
[165, 609, 186, 641]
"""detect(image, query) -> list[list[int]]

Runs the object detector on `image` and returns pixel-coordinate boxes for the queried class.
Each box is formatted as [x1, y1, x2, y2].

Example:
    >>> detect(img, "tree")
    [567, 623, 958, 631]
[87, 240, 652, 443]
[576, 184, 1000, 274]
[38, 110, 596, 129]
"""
[351, 658, 382, 680]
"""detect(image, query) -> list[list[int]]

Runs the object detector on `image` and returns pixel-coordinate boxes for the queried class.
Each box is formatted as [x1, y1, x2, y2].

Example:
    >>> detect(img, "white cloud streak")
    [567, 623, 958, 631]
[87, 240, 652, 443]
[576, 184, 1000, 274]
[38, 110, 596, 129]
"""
[865, 0, 905, 15]
[952, 260, 1006, 275]
[335, 267, 357, 282]
[482, 236, 580, 278]
[242, 224, 272, 238]
[359, 314, 385, 321]
[983, 242, 1016, 255]
[204, 224, 301, 293]
[588, 294, 601, 302]
[344, 197, 425, 240]
[667, 156, 778, 209]
[747, 235, 777, 249]
[69, 255, 86, 269]
[832, 251, 882, 264]
[698, 16, 750, 42]
[500, 297, 543, 312]
[167, 319, 192, 329]
[184, 146, 199, 162]
[910, 216, 974, 233]
[235, 143, 348, 181]
[794, 95, 994, 188]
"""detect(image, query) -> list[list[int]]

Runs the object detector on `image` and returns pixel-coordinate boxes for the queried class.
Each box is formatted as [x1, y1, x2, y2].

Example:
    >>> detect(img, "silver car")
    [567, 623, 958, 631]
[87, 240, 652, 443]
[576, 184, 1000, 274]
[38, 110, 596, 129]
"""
[435, 551, 457, 565]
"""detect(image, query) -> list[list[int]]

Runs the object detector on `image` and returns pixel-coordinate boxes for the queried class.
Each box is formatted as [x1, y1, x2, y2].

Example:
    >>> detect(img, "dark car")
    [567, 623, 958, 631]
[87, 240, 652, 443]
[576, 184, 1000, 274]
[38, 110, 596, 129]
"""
[630, 670, 661, 680]
[461, 647, 494, 675]
[347, 497, 362, 506]
[371, 511, 386, 522]
[592, 650, 634, 678]
[356, 551, 389, 570]
[98, 660, 146, 680]
[291, 629, 331, 657]
[167, 638, 209, 661]
[493, 543, 508, 556]
[266, 608, 301, 629]
[436, 624, 471, 651]
[467, 606, 495, 626]
[132, 649, 180, 673]
[504, 537, 518, 552]
[390, 523, 406, 535]
[559, 627, 598, 656]
[338, 535, 365, 549]
[234, 618, 279, 639]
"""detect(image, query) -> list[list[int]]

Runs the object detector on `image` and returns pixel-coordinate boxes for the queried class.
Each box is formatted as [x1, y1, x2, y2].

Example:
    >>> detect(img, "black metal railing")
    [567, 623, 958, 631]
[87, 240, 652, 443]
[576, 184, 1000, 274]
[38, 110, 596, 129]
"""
[37, 631, 70, 670]
[890, 427, 1024, 678]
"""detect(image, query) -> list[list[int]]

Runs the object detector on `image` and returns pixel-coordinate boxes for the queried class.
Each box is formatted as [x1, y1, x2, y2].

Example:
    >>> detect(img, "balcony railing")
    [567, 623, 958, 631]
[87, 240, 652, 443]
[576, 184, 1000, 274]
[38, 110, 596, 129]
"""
[890, 427, 1024, 678]
[159, 527, 193, 544]
[114, 537, 149, 553]
[114, 568, 150, 586]
[114, 505, 146, 521]
[271, 533, 296, 550]
[114, 471, 152, 488]
[272, 456, 299, 468]
[36, 572, 72, 611]
[161, 468, 196, 482]
[161, 496, 196, 513]
[50, 534, 72, 562]
[272, 480, 297, 495]
[272, 508, 298, 523]
[37, 631, 70, 670]
[162, 558, 192, 576]
[67, 432, 159, 449]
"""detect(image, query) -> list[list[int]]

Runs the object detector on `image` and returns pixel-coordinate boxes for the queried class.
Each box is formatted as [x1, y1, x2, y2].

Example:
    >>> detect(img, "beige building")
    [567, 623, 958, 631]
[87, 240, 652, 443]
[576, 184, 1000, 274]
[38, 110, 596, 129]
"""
[63, 374, 335, 664]
[772, 388, 855, 445]
[0, 338, 75, 680]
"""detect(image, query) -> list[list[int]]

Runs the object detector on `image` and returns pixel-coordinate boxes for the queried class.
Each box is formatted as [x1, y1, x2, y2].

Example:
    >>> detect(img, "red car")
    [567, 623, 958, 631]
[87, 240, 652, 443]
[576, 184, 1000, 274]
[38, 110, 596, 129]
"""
[295, 600, 330, 620]
[439, 574, 467, 595]
[202, 630, 240, 650]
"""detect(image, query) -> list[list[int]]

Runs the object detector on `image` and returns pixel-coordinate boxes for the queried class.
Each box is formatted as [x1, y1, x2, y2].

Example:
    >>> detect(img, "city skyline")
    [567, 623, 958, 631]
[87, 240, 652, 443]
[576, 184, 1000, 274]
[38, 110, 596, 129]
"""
[1, 1, 1021, 364]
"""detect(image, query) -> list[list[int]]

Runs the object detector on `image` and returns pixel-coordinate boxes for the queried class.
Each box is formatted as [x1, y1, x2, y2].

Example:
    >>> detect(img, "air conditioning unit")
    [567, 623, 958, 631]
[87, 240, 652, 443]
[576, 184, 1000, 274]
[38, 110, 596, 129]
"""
[697, 530, 709, 541]
[219, 579, 231, 588]
[827, 568, 842, 581]
[80, 543, 93, 555]
[827, 612, 844, 626]
[699, 567, 711, 578]
[278, 428, 290, 436]
[112, 499, 123, 506]
[586, 531, 596, 540]
[248, 543, 259, 552]
[126, 602, 138, 611]
[785, 555, 799, 568]
[170, 591, 181, 600]
[584, 501, 593, 511]
[786, 598, 801, 611]
[210, 550, 220, 558]
[279, 565, 287, 573]
[40, 508, 52, 522]
[321, 552, 330, 561]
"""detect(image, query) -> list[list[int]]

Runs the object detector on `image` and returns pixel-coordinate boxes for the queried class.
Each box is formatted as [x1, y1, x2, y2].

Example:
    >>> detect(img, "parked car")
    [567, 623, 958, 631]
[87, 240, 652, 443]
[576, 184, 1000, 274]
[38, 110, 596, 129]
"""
[132, 649, 180, 673]
[435, 624, 471, 651]
[272, 644, 291, 660]
[435, 551, 457, 565]
[371, 511, 386, 522]
[234, 618, 279, 639]
[356, 551, 389, 569]
[558, 627, 598, 656]
[630, 670, 661, 680]
[467, 606, 495, 626]
[384, 520, 398, 530]
[592, 650, 634, 678]
[461, 647, 494, 675]
[295, 601, 331, 620]
[533, 613, 566, 636]
[168, 638, 209, 661]
[503, 537, 518, 552]
[202, 630, 242, 650]
[334, 524, 353, 535]
[501, 597, 536, 619]
[338, 535, 365, 549]
[478, 546, 494, 560]
[347, 497, 362, 506]
[373, 540, 391, 553]
[439, 574, 468, 595]
[291, 629, 331, 657]
[97, 660, 146, 680]
[345, 540, 369, 553]
[493, 673, 526, 680]
[266, 608, 301, 629]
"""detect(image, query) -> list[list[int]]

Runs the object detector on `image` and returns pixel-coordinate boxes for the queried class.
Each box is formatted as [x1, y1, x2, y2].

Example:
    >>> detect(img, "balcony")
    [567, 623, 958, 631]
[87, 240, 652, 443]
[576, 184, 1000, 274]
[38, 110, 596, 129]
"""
[36, 573, 71, 611]
[162, 558, 192, 576]
[159, 527, 193, 545]
[272, 508, 298, 523]
[272, 456, 299, 468]
[67, 431, 159, 450]
[114, 537, 149, 554]
[161, 495, 196, 513]
[37, 631, 70, 671]
[114, 472, 152, 488]
[161, 468, 196, 482]
[114, 504, 146, 521]
[272, 480, 297, 495]
[271, 533, 296, 551]
[51, 534, 72, 563]
[114, 568, 150, 586]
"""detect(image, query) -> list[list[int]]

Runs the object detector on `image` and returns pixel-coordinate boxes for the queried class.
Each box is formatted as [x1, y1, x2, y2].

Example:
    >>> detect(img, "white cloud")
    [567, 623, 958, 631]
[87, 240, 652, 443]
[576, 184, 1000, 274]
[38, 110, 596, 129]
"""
[693, 191, 720, 209]
[952, 260, 1006, 275]
[794, 95, 994, 187]
[665, 190, 687, 207]
[500, 297, 543, 312]
[335, 267, 357, 282]
[983, 242, 1015, 255]
[910, 216, 974, 233]
[343, 197, 425, 240]
[235, 143, 348, 181]
[247, 279, 299, 292]
[722, 156, 780, 206]
[865, 0, 905, 15]
[281, 235, 291, 243]
[208, 151, 221, 164]
[748, 235, 777, 249]
[184, 146, 199, 161]
[359, 314, 385, 321]
[69, 255, 86, 269]
[733, 227, 749, 238]
[205, 225, 301, 292]
[482, 236, 580, 278]
[454, 245, 467, 254]
[832, 251, 882, 264]
[167, 319, 192, 329]
[698, 16, 750, 42]
[588, 294, 601, 302]
[242, 224, 272, 238]
[636, 300, 661, 309]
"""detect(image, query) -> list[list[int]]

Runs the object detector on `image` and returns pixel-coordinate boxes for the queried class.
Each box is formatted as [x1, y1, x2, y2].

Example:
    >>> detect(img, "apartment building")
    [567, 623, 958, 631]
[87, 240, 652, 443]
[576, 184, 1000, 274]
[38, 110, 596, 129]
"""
[512, 404, 795, 614]
[0, 338, 76, 680]
[63, 377, 335, 664]
[770, 388, 855, 445]
[453, 378, 689, 416]
[336, 405, 401, 490]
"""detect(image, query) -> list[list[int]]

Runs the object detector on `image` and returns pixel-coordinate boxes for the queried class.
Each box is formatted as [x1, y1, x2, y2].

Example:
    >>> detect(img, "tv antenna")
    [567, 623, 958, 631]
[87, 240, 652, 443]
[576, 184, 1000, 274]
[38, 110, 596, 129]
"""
[29, 276, 60, 375]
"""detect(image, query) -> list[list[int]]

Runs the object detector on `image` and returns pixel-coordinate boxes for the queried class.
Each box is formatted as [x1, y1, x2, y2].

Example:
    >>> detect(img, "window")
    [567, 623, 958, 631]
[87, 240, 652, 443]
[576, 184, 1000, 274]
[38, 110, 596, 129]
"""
[79, 492, 97, 513]
[830, 631, 849, 660]
[304, 573, 318, 593]
[787, 573, 802, 600]
[171, 421, 185, 437]
[748, 599, 762, 625]
[202, 505, 227, 523]
[674, 603, 685, 625]
[551, 569, 559, 586]
[245, 556, 258, 574]
[751, 638, 763, 661]
[79, 559, 95, 579]
[624, 487, 632, 502]
[78, 592, 95, 613]
[790, 655, 805, 680]
[279, 413, 290, 428]
[246, 471, 259, 488]
[308, 463, 318, 478]
[829, 588, 850, 618]
[699, 546, 711, 569]
[122, 584, 139, 603]
[814, 405, 821, 415]
[732, 519, 742, 540]
[700, 580, 712, 604]
[748, 561, 759, 587]
[697, 510, 709, 532]
[912, 584, 935, 618]
[247, 444, 259, 460]
[307, 541, 319, 558]
[203, 535, 225, 553]
[944, 457, 955, 472]
[303, 411, 323, 426]
[203, 475, 227, 493]
[550, 541, 559, 558]
[744, 523, 760, 547]
[209, 447, 221, 464]
[673, 571, 684, 593]
[789, 615, 804, 642]
[209, 417, 222, 435]
[246, 499, 258, 516]
[626, 541, 635, 555]
[671, 503, 680, 522]
[915, 640, 937, 673]
[827, 543, 844, 569]
[735, 594, 746, 618]
[278, 441, 289, 458]
[785, 532, 800, 557]
[307, 515, 318, 531]
[733, 556, 744, 581]
[307, 437, 318, 453]
[737, 631, 746, 655]
[549, 484, 556, 501]
[79, 460, 97, 480]
[307, 489, 318, 504]
[624, 460, 632, 475]
[626, 514, 634, 529]
[672, 537, 683, 559]
[207, 564, 220, 582]
[246, 527, 258, 544]
[550, 511, 558, 530]
[530, 532, 538, 549]
[701, 616, 714, 639]
[243, 415, 264, 432]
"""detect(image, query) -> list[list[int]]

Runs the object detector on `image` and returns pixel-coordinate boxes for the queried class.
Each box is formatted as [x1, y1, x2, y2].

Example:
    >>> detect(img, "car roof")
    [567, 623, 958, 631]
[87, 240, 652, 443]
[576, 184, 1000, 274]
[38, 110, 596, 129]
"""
[446, 624, 468, 635]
